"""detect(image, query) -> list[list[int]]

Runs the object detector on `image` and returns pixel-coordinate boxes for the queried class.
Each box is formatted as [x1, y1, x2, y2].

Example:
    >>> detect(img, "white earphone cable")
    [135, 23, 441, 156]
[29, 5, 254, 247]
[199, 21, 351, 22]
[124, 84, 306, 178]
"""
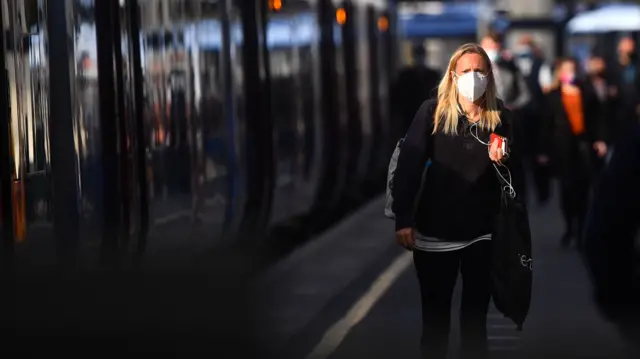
[469, 122, 517, 199]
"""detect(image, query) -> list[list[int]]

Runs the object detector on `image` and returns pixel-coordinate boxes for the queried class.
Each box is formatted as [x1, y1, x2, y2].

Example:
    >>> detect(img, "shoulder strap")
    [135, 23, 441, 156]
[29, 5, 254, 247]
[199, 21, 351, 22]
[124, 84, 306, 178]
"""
[403, 100, 436, 159]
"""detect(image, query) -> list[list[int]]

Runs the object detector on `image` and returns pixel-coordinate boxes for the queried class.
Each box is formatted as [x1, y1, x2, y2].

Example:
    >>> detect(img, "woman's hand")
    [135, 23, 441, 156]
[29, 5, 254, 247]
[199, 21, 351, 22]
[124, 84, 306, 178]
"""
[593, 141, 607, 158]
[396, 228, 414, 250]
[489, 139, 505, 163]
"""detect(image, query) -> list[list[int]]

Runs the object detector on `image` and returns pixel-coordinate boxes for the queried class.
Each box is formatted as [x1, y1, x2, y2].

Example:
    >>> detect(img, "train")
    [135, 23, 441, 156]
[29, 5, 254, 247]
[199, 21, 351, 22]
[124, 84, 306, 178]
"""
[0, 0, 400, 268]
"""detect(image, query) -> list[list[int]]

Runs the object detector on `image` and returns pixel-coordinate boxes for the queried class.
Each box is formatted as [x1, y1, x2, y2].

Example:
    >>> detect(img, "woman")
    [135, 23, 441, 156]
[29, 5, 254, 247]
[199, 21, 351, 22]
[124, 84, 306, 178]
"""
[392, 43, 517, 359]
[537, 57, 607, 249]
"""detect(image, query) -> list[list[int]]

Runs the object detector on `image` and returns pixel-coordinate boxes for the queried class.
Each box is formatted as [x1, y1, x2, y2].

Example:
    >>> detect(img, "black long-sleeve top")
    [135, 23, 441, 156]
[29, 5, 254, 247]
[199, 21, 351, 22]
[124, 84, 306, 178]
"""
[391, 99, 519, 241]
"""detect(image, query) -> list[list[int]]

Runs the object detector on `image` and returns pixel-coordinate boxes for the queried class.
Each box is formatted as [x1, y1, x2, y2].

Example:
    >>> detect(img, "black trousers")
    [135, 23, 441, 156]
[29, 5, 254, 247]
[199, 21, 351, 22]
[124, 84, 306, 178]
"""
[531, 162, 552, 203]
[559, 178, 590, 241]
[413, 241, 492, 359]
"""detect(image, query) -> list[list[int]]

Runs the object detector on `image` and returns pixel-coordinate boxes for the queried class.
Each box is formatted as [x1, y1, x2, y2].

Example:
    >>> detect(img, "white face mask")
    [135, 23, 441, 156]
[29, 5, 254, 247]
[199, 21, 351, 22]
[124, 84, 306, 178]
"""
[454, 71, 488, 102]
[485, 49, 499, 62]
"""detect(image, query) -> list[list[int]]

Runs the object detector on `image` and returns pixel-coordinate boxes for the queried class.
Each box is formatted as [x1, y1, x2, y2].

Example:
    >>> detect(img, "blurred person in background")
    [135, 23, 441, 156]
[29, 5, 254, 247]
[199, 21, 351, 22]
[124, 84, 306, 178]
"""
[480, 31, 531, 111]
[537, 57, 607, 249]
[390, 43, 441, 135]
[513, 33, 554, 95]
[607, 36, 640, 150]
[582, 123, 640, 357]
[513, 33, 554, 204]
[585, 55, 613, 177]
[586, 56, 610, 105]
[480, 31, 529, 202]
[393, 43, 518, 359]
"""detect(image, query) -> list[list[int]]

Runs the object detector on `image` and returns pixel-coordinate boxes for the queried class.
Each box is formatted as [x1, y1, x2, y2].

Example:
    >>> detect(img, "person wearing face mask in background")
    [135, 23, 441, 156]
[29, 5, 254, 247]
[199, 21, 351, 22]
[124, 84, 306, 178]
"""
[480, 31, 531, 112]
[606, 36, 640, 152]
[480, 31, 529, 204]
[392, 43, 521, 359]
[537, 58, 608, 250]
[586, 56, 610, 105]
[513, 34, 554, 99]
[513, 34, 554, 204]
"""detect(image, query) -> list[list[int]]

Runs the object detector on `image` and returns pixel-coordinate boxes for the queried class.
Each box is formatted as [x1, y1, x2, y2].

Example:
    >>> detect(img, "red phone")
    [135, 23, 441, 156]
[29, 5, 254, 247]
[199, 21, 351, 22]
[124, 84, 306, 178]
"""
[490, 133, 507, 155]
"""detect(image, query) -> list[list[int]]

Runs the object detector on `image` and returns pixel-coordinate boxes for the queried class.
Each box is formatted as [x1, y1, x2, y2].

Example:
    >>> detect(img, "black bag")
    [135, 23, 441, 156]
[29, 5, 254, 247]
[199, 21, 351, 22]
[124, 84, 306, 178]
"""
[384, 139, 432, 219]
[490, 171, 533, 331]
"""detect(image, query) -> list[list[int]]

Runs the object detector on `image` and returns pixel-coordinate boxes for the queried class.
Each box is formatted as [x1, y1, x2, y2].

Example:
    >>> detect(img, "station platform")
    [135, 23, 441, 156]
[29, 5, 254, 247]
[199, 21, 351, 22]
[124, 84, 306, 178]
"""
[252, 192, 636, 358]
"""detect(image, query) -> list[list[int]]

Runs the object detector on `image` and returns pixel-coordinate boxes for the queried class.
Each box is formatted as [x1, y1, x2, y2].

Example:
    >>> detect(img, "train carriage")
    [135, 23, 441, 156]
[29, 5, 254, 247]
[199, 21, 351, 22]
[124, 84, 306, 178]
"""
[0, 0, 397, 268]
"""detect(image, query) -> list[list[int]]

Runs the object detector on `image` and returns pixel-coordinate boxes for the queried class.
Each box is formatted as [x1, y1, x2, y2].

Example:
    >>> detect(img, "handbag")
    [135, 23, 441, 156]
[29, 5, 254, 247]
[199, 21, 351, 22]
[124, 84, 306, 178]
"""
[490, 168, 533, 331]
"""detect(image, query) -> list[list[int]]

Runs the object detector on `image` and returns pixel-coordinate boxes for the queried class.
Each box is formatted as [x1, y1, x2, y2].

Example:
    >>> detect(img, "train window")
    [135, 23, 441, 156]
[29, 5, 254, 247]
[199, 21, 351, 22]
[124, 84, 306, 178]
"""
[1, 0, 53, 241]
[67, 0, 104, 235]
[25, 33, 48, 174]
[135, 0, 237, 234]
[7, 0, 50, 175]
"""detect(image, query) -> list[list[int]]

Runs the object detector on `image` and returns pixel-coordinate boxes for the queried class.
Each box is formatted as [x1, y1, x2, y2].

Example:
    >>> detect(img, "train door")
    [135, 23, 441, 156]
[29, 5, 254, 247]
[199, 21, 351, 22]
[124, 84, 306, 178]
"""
[334, 1, 365, 208]
[330, 2, 349, 210]
[134, 0, 245, 252]
[364, 4, 390, 192]
[118, 0, 145, 255]
[224, 2, 251, 242]
[294, 8, 324, 218]
[231, 0, 275, 242]
[0, 0, 55, 263]
[0, 1, 10, 259]
[304, 0, 348, 226]
[0, 0, 109, 265]
[74, 1, 110, 261]
[264, 0, 321, 226]
[137, 2, 193, 247]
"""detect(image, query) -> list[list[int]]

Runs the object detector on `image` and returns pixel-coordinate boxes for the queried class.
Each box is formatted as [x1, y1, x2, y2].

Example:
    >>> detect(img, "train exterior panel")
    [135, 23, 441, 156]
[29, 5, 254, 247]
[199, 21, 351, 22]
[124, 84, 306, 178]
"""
[0, 0, 398, 268]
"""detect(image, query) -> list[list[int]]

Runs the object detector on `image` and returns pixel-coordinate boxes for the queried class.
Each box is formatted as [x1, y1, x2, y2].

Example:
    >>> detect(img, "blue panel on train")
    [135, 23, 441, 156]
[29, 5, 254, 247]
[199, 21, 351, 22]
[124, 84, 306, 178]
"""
[79, 16, 326, 53]
[397, 2, 478, 38]
[187, 14, 323, 50]
[399, 14, 477, 38]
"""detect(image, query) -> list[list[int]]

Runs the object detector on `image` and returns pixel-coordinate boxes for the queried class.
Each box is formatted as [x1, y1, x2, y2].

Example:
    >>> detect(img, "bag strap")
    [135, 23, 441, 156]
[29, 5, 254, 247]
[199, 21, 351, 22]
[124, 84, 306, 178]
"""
[402, 100, 435, 161]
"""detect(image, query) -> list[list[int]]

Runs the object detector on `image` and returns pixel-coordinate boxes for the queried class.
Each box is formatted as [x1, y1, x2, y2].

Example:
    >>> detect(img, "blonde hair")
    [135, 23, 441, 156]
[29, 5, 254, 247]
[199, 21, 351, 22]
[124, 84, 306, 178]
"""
[433, 43, 501, 135]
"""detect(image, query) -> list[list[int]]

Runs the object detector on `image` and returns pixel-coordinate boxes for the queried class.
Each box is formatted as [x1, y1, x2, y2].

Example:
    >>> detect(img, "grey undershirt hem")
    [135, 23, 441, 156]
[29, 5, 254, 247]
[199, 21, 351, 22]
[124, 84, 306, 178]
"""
[413, 231, 492, 252]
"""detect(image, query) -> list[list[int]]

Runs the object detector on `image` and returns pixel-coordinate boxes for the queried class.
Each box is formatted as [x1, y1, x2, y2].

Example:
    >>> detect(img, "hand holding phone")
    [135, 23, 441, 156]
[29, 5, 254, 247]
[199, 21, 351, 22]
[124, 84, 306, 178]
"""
[490, 133, 507, 157]
[489, 134, 508, 164]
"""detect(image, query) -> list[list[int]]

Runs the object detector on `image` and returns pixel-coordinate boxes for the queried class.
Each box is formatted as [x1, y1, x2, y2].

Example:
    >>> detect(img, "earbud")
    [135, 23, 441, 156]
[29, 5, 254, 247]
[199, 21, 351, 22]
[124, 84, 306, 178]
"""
[469, 122, 517, 199]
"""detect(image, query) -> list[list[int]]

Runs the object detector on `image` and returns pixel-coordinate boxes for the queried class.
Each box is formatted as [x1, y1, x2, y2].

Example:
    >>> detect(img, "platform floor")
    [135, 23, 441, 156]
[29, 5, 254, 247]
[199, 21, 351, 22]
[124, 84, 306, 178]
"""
[253, 189, 636, 359]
